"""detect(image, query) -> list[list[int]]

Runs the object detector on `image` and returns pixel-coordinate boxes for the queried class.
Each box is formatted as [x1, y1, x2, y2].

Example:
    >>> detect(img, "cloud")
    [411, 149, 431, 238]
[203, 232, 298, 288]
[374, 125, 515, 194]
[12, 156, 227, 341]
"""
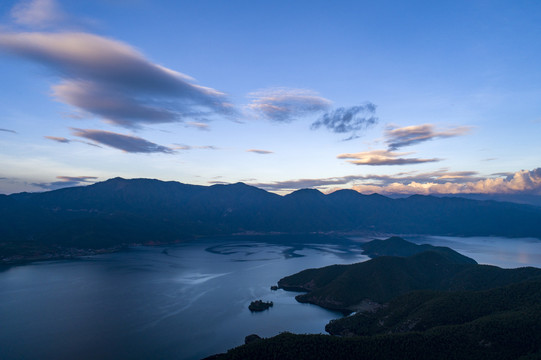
[44, 135, 102, 147]
[186, 121, 210, 131]
[248, 88, 331, 122]
[0, 31, 235, 128]
[247, 149, 273, 155]
[311, 103, 378, 139]
[251, 175, 361, 192]
[173, 144, 218, 151]
[251, 169, 480, 193]
[351, 168, 541, 195]
[11, 0, 66, 28]
[337, 149, 440, 166]
[73, 139, 102, 148]
[32, 175, 98, 190]
[385, 124, 472, 150]
[0, 128, 17, 134]
[347, 170, 482, 187]
[71, 128, 174, 154]
[251, 168, 541, 196]
[208, 180, 229, 185]
[44, 135, 70, 143]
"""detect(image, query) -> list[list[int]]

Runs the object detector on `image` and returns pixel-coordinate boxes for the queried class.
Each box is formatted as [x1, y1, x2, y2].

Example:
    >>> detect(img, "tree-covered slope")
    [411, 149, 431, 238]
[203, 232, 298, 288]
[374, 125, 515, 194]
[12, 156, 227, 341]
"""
[211, 248, 541, 360]
[360, 236, 477, 264]
[278, 238, 541, 311]
[208, 302, 541, 360]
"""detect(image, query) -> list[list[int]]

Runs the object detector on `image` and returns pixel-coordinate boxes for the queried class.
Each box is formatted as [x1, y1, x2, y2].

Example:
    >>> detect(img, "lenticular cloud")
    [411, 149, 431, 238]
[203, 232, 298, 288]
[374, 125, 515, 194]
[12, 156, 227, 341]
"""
[0, 31, 235, 128]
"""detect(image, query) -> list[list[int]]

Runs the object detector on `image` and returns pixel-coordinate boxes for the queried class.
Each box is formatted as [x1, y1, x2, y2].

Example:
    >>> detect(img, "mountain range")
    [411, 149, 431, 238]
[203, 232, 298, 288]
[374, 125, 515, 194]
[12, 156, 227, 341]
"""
[1, 177, 541, 252]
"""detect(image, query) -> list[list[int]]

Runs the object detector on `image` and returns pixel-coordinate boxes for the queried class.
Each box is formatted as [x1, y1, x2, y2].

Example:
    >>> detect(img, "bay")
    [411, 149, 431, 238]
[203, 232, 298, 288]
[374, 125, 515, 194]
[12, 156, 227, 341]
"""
[0, 234, 540, 360]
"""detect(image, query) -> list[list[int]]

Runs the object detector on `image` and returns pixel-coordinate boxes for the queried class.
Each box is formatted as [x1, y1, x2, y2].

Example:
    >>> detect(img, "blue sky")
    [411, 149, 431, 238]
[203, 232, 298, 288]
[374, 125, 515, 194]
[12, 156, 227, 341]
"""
[1, 0, 540, 195]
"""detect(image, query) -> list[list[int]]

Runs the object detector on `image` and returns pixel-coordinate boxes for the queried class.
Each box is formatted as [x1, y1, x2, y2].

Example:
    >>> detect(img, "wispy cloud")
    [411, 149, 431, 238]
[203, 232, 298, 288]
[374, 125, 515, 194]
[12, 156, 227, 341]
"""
[337, 149, 440, 166]
[186, 121, 210, 131]
[44, 135, 70, 143]
[246, 149, 273, 154]
[71, 128, 174, 154]
[0, 128, 17, 134]
[32, 175, 97, 190]
[385, 124, 472, 150]
[248, 88, 331, 122]
[11, 0, 66, 28]
[311, 103, 378, 140]
[0, 31, 235, 128]
[173, 144, 218, 151]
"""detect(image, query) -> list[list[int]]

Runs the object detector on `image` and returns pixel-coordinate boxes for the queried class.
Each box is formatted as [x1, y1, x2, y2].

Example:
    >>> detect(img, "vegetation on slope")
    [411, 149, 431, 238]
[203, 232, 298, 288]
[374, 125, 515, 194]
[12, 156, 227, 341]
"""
[360, 236, 477, 264]
[278, 237, 541, 312]
[211, 240, 541, 360]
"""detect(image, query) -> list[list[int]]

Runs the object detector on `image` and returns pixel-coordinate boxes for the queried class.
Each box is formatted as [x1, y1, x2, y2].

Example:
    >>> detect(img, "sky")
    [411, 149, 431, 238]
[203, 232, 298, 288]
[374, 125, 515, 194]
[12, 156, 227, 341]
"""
[1, 0, 540, 195]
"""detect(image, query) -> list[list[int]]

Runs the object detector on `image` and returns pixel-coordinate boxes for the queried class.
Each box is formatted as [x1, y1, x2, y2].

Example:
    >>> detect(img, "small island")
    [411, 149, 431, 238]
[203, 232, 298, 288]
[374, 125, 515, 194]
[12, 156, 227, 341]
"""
[249, 300, 273, 312]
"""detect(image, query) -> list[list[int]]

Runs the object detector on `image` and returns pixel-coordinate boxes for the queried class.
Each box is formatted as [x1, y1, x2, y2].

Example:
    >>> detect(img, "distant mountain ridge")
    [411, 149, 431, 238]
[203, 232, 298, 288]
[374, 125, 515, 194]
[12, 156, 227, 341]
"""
[1, 177, 541, 251]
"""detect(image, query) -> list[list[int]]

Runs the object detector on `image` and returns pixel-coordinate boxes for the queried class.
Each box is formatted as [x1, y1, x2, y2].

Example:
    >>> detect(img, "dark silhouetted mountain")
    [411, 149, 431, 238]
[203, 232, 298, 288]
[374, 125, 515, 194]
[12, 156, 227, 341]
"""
[435, 192, 541, 207]
[2, 178, 541, 252]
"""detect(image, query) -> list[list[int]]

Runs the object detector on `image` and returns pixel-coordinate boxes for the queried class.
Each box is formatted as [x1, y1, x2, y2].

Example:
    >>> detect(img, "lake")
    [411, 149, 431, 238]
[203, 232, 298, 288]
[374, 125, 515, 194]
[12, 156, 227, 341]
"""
[1, 234, 540, 360]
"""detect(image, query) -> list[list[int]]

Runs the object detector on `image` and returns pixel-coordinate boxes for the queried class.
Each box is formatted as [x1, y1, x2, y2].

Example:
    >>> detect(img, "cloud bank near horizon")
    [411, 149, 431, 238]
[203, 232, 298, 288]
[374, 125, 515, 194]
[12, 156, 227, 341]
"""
[351, 168, 541, 196]
[251, 168, 541, 196]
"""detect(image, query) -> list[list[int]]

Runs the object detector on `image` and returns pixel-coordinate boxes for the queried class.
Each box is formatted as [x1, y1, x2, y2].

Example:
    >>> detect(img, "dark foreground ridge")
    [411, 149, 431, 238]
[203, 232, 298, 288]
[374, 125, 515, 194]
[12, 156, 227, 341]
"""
[2, 177, 541, 263]
[208, 238, 541, 359]
[278, 237, 540, 312]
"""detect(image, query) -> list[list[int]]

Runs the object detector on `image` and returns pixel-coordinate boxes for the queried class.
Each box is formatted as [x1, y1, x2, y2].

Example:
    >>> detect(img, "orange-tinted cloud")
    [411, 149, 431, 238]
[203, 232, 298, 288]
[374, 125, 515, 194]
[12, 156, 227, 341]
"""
[337, 149, 440, 165]
[44, 135, 70, 143]
[352, 168, 541, 195]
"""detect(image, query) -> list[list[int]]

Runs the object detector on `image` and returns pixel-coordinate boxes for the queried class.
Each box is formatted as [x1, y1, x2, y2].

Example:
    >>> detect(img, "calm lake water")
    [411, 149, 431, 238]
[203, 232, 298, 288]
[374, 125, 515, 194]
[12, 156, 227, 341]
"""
[1, 234, 540, 360]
